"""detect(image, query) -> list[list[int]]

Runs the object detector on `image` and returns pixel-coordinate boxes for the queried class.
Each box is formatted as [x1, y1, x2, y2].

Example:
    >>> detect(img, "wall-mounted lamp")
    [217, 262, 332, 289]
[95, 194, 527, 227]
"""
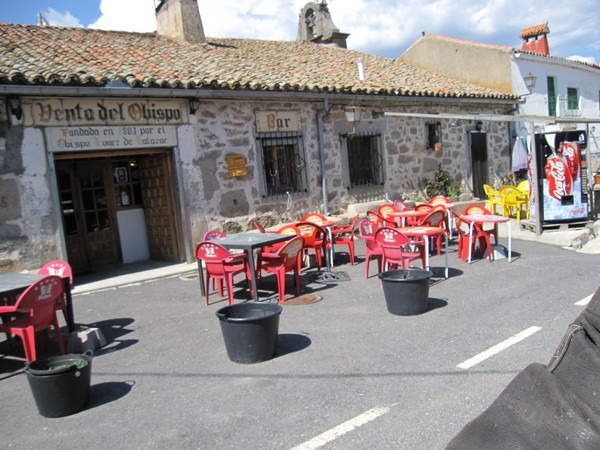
[524, 72, 537, 90]
[8, 97, 22, 120]
[189, 98, 201, 115]
[345, 106, 363, 133]
[345, 106, 363, 124]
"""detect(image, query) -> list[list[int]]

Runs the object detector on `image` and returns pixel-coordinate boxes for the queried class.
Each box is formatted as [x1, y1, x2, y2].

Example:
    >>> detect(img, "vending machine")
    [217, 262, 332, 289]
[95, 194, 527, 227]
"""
[532, 130, 590, 223]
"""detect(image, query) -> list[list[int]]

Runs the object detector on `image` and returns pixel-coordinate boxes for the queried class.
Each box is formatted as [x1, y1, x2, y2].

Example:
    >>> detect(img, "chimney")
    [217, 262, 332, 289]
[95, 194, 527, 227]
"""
[520, 23, 550, 55]
[156, 0, 206, 44]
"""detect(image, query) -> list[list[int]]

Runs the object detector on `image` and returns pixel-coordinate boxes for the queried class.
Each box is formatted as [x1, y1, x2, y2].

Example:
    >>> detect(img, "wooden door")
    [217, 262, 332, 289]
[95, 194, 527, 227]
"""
[138, 153, 182, 261]
[470, 132, 488, 200]
[56, 160, 120, 272]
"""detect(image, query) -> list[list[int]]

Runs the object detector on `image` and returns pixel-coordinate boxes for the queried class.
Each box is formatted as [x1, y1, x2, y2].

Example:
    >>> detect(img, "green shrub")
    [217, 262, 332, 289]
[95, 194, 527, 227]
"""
[423, 164, 461, 198]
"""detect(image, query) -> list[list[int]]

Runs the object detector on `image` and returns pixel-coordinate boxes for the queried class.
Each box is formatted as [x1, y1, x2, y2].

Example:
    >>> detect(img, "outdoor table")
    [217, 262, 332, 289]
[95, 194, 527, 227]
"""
[387, 210, 428, 227]
[460, 214, 511, 263]
[0, 272, 75, 332]
[396, 226, 449, 278]
[197, 232, 293, 301]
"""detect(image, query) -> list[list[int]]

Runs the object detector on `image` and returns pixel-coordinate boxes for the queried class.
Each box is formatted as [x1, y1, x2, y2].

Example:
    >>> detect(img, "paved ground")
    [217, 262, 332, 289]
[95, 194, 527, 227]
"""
[0, 219, 599, 449]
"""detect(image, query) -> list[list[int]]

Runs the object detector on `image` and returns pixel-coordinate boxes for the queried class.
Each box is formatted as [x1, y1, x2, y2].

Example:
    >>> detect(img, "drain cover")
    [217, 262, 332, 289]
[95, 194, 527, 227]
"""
[283, 293, 323, 305]
[311, 271, 351, 283]
[179, 272, 199, 281]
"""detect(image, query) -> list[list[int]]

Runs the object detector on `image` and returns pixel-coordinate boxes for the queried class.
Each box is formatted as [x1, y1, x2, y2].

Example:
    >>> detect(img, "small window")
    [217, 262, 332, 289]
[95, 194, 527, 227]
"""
[427, 122, 442, 151]
[346, 133, 383, 188]
[547, 76, 557, 117]
[567, 87, 579, 111]
[259, 132, 307, 196]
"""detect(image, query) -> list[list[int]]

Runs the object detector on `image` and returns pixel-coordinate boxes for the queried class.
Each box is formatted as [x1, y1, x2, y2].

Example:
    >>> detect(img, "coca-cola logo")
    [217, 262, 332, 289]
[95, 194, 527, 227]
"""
[545, 156, 573, 200]
[559, 142, 580, 181]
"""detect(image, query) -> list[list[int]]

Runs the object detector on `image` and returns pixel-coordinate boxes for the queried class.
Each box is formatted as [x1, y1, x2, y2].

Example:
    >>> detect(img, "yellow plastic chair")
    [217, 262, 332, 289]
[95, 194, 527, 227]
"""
[517, 180, 529, 196]
[500, 186, 528, 221]
[483, 184, 502, 215]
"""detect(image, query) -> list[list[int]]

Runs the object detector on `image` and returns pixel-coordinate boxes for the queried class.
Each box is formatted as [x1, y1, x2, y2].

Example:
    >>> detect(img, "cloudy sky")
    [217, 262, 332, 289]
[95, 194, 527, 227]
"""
[2, 0, 599, 64]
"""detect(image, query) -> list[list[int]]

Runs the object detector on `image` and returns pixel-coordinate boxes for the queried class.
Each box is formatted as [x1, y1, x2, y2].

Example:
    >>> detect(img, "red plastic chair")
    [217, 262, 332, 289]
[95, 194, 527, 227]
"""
[37, 259, 72, 324]
[301, 212, 328, 226]
[366, 210, 395, 228]
[427, 195, 452, 206]
[463, 204, 498, 246]
[0, 275, 65, 362]
[195, 241, 253, 305]
[295, 222, 327, 271]
[253, 221, 266, 233]
[393, 199, 414, 212]
[375, 227, 426, 271]
[377, 204, 400, 226]
[454, 209, 493, 262]
[416, 208, 446, 255]
[258, 236, 304, 302]
[358, 219, 383, 278]
[330, 215, 359, 265]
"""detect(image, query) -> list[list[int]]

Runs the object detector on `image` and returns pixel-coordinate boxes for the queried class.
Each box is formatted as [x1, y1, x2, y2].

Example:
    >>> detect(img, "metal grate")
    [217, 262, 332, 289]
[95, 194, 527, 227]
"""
[344, 132, 383, 189]
[258, 132, 307, 196]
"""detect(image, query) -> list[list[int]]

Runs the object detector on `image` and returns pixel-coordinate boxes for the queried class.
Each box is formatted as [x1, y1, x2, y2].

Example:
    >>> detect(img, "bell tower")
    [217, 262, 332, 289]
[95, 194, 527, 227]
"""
[297, 1, 349, 48]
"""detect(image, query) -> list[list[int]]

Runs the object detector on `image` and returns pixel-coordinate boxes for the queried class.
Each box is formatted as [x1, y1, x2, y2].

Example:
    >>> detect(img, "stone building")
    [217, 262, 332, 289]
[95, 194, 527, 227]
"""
[0, 0, 517, 274]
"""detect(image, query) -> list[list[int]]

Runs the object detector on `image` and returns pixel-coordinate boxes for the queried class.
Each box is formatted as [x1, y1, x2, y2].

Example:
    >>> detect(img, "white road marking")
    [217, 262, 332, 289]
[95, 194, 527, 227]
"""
[290, 404, 394, 450]
[457, 326, 542, 369]
[575, 294, 593, 306]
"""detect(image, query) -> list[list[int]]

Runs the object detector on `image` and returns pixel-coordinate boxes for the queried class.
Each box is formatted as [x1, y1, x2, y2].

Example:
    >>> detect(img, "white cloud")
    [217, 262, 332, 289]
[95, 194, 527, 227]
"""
[43, 7, 83, 27]
[72, 0, 599, 62]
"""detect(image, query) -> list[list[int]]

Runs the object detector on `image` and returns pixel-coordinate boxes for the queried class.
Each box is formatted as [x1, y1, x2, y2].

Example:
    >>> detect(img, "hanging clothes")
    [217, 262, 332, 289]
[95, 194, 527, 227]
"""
[512, 137, 528, 173]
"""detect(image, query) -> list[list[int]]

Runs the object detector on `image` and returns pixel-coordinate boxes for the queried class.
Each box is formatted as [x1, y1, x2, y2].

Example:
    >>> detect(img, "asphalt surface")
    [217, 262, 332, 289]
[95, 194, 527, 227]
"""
[1, 224, 600, 449]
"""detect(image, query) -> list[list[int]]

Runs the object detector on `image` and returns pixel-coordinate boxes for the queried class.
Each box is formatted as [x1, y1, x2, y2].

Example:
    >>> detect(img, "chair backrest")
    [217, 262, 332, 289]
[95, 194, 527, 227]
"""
[415, 203, 433, 212]
[517, 180, 528, 193]
[195, 241, 236, 275]
[393, 199, 412, 211]
[451, 210, 470, 236]
[276, 224, 301, 235]
[203, 230, 227, 241]
[295, 222, 326, 246]
[359, 218, 379, 238]
[253, 221, 266, 233]
[463, 204, 491, 216]
[15, 275, 64, 324]
[501, 186, 521, 202]
[301, 213, 328, 226]
[374, 227, 413, 262]
[274, 236, 304, 270]
[38, 260, 73, 285]
[377, 204, 398, 219]
[483, 184, 500, 199]
[419, 209, 445, 227]
[428, 196, 451, 205]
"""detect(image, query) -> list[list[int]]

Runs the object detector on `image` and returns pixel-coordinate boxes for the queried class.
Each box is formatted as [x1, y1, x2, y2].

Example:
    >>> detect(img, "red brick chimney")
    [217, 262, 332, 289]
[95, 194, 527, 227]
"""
[520, 23, 550, 55]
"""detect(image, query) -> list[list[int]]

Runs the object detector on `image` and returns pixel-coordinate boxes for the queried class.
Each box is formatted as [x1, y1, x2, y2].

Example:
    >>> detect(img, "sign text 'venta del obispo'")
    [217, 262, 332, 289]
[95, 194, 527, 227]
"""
[38, 102, 180, 123]
[23, 98, 189, 127]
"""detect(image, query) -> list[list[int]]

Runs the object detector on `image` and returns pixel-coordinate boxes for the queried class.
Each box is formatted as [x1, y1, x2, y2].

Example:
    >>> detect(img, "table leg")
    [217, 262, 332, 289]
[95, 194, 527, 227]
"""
[507, 221, 512, 262]
[468, 222, 474, 263]
[326, 227, 334, 271]
[197, 260, 205, 299]
[424, 237, 430, 270]
[247, 250, 259, 300]
[63, 278, 75, 333]
[444, 233, 449, 278]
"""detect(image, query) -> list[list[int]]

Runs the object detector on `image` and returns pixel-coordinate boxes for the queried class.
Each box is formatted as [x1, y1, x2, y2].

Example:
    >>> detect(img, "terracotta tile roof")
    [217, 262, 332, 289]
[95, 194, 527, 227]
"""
[0, 22, 514, 99]
[520, 23, 549, 39]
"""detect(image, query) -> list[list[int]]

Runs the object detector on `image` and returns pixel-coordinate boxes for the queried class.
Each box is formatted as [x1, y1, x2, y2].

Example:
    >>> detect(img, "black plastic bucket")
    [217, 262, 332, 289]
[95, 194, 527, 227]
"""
[378, 269, 432, 316]
[24, 350, 93, 418]
[216, 302, 282, 364]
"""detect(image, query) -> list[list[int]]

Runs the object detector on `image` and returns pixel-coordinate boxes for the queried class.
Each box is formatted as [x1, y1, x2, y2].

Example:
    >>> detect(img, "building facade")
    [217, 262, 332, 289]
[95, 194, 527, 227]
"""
[0, 0, 517, 273]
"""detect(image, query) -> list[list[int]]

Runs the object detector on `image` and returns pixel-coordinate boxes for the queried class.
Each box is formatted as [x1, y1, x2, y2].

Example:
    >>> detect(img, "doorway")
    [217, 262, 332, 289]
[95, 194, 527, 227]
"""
[54, 150, 182, 274]
[470, 132, 489, 199]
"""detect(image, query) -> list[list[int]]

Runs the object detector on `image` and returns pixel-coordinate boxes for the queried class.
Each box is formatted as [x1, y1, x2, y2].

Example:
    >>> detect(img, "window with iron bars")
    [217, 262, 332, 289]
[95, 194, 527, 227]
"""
[345, 133, 383, 188]
[258, 132, 307, 196]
